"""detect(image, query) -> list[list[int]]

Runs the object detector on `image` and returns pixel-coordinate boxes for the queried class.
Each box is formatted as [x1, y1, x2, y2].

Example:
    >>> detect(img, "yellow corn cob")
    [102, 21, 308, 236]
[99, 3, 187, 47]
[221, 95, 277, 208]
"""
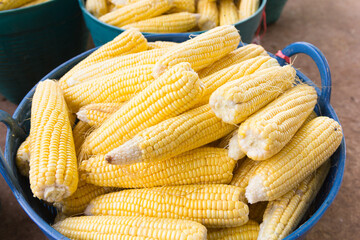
[168, 0, 195, 13]
[58, 29, 148, 90]
[77, 102, 124, 128]
[80, 147, 236, 188]
[64, 64, 154, 112]
[86, 0, 108, 17]
[207, 220, 259, 240]
[230, 158, 261, 202]
[210, 65, 296, 124]
[197, 0, 219, 30]
[196, 55, 279, 107]
[72, 121, 92, 157]
[258, 161, 331, 240]
[228, 129, 247, 160]
[54, 180, 113, 216]
[82, 62, 204, 156]
[198, 44, 268, 78]
[85, 184, 249, 228]
[29, 80, 78, 202]
[246, 117, 342, 203]
[153, 25, 240, 78]
[53, 215, 207, 240]
[16, 136, 30, 177]
[123, 12, 200, 33]
[147, 41, 179, 49]
[67, 48, 167, 87]
[238, 84, 318, 161]
[0, 0, 33, 10]
[248, 201, 268, 223]
[99, 0, 173, 27]
[106, 104, 236, 165]
[219, 0, 239, 25]
[20, 0, 49, 7]
[239, 0, 260, 20]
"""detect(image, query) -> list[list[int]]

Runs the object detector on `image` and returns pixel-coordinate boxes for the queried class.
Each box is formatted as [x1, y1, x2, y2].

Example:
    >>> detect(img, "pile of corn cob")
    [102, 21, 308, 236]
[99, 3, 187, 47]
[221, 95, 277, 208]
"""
[0, 0, 51, 11]
[86, 0, 260, 32]
[16, 26, 343, 240]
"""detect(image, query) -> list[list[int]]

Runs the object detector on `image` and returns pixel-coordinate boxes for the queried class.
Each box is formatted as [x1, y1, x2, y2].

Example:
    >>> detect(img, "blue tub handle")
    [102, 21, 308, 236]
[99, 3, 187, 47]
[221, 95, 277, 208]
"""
[276, 42, 331, 105]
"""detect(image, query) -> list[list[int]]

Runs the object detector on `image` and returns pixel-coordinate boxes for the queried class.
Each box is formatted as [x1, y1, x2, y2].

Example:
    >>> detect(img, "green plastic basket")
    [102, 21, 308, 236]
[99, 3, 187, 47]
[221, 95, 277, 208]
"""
[0, 0, 88, 104]
[265, 0, 288, 24]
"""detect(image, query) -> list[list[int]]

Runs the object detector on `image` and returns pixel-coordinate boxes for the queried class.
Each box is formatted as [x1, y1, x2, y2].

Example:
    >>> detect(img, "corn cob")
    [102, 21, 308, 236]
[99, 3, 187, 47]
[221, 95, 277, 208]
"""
[258, 161, 331, 240]
[106, 104, 236, 165]
[246, 117, 342, 203]
[53, 215, 207, 240]
[80, 147, 236, 188]
[64, 64, 154, 112]
[239, 0, 260, 20]
[72, 121, 92, 157]
[197, 0, 219, 30]
[20, 0, 49, 7]
[148, 41, 179, 49]
[198, 44, 268, 78]
[248, 201, 268, 223]
[0, 0, 33, 10]
[77, 102, 124, 128]
[85, 184, 249, 228]
[217, 129, 237, 148]
[16, 136, 30, 177]
[219, 0, 239, 25]
[230, 158, 261, 202]
[86, 0, 108, 17]
[99, 0, 173, 27]
[68, 48, 167, 87]
[196, 56, 279, 107]
[168, 0, 195, 13]
[153, 25, 240, 78]
[58, 29, 148, 90]
[82, 62, 204, 156]
[54, 180, 113, 216]
[29, 80, 78, 202]
[207, 220, 259, 240]
[123, 12, 200, 33]
[238, 84, 318, 161]
[210, 65, 296, 124]
[228, 129, 246, 160]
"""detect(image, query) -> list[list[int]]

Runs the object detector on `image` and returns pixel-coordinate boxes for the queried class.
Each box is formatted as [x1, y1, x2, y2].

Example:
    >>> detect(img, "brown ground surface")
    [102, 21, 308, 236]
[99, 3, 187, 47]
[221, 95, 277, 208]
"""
[0, 0, 359, 239]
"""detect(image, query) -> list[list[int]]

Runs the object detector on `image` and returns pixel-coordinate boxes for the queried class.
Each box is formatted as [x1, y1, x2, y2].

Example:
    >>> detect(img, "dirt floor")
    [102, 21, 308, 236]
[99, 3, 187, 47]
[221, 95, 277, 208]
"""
[0, 0, 359, 239]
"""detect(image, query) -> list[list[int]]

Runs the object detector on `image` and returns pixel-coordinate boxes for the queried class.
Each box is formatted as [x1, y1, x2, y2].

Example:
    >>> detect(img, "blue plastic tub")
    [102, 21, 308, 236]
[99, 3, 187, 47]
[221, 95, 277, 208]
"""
[78, 0, 266, 46]
[0, 36, 345, 239]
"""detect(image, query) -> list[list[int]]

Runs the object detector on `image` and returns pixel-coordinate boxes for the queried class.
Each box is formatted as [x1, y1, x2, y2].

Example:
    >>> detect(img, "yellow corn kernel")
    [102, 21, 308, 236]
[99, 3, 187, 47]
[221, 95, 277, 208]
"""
[238, 84, 318, 161]
[67, 48, 167, 87]
[106, 104, 236, 165]
[197, 0, 219, 30]
[153, 25, 240, 78]
[58, 29, 148, 90]
[54, 180, 113, 216]
[82, 62, 204, 156]
[80, 147, 236, 188]
[198, 44, 268, 78]
[53, 215, 207, 240]
[99, 0, 173, 27]
[168, 0, 195, 13]
[85, 184, 249, 228]
[246, 117, 342, 203]
[86, 0, 108, 18]
[64, 64, 154, 112]
[239, 0, 260, 20]
[72, 121, 92, 157]
[20, 0, 49, 8]
[77, 102, 124, 128]
[230, 158, 261, 202]
[0, 0, 32, 10]
[123, 12, 200, 33]
[248, 201, 268, 223]
[29, 80, 78, 202]
[258, 161, 331, 240]
[147, 41, 179, 50]
[208, 220, 259, 240]
[210, 65, 296, 124]
[219, 0, 239, 25]
[16, 136, 30, 177]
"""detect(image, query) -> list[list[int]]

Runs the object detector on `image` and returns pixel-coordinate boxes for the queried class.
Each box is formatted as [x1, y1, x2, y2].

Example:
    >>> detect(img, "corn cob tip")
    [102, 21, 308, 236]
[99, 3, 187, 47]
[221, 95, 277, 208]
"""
[209, 94, 237, 123]
[42, 185, 69, 203]
[105, 136, 142, 165]
[228, 132, 246, 160]
[199, 19, 217, 31]
[84, 203, 94, 216]
[245, 175, 267, 204]
[238, 128, 267, 158]
[76, 109, 89, 123]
